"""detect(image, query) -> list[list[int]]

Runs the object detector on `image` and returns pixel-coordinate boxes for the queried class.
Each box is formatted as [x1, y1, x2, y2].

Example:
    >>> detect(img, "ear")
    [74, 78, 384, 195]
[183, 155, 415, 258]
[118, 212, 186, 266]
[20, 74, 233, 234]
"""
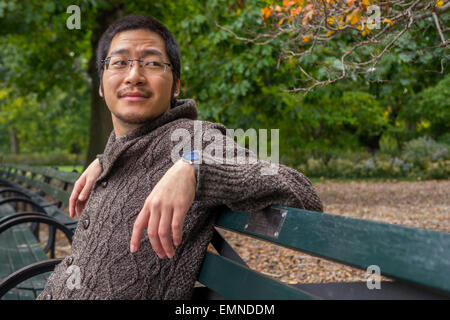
[173, 78, 180, 98]
[98, 81, 104, 98]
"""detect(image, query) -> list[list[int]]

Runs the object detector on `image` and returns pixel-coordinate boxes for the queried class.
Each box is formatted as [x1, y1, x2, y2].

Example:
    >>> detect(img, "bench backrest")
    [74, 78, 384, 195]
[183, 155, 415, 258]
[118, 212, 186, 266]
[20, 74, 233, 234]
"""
[202, 206, 450, 298]
[0, 164, 77, 207]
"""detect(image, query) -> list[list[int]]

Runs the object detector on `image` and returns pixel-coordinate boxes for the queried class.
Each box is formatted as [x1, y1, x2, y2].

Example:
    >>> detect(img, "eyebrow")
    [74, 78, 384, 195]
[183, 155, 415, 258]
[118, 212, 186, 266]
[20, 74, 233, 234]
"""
[109, 48, 163, 57]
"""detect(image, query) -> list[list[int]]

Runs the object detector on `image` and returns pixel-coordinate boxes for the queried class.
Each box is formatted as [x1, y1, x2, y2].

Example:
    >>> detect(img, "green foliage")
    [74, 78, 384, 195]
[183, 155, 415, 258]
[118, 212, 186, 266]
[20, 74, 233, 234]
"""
[0, 0, 448, 180]
[402, 74, 450, 139]
[0, 153, 84, 166]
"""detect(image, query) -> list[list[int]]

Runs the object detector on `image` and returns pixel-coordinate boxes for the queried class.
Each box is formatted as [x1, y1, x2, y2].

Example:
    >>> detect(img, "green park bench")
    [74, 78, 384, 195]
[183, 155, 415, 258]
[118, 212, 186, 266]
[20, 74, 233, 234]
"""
[0, 164, 76, 299]
[0, 163, 449, 300]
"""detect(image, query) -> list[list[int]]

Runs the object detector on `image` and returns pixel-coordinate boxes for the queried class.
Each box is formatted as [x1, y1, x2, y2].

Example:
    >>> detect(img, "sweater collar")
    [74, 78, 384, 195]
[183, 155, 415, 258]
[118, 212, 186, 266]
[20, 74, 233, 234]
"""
[98, 99, 198, 179]
[109, 98, 198, 143]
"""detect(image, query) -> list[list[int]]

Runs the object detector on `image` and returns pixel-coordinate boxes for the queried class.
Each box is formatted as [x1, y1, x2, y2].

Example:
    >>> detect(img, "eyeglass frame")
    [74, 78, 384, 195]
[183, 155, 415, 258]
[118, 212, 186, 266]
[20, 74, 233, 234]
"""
[101, 56, 172, 74]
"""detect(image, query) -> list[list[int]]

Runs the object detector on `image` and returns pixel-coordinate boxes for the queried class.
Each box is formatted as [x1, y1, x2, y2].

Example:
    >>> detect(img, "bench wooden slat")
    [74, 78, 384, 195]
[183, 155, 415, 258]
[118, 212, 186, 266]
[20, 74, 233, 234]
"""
[0, 229, 14, 278]
[3, 227, 30, 286]
[18, 225, 50, 297]
[1, 289, 19, 300]
[198, 252, 316, 300]
[12, 225, 42, 294]
[0, 200, 50, 299]
[8, 164, 79, 184]
[7, 170, 71, 206]
[0, 179, 76, 230]
[215, 205, 450, 294]
[1, 226, 41, 300]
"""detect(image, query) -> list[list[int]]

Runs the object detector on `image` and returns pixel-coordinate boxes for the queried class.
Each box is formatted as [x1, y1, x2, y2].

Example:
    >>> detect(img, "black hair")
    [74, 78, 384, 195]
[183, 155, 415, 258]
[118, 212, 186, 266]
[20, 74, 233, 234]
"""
[96, 15, 181, 108]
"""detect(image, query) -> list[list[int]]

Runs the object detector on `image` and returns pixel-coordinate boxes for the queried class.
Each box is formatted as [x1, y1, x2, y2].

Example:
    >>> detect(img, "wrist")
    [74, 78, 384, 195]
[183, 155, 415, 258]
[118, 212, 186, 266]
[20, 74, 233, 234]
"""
[178, 158, 196, 186]
[181, 151, 200, 186]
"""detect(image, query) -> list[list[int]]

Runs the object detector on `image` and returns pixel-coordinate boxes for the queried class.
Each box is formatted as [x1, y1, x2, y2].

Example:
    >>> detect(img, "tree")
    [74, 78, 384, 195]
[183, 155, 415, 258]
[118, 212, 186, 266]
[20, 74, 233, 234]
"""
[219, 0, 449, 92]
[0, 0, 163, 166]
[0, 0, 447, 167]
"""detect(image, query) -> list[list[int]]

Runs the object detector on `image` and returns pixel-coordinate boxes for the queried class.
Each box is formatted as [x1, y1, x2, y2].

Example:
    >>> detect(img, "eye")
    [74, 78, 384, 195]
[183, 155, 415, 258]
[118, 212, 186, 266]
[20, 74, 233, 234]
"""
[145, 61, 163, 67]
[113, 59, 127, 66]
[108, 57, 128, 69]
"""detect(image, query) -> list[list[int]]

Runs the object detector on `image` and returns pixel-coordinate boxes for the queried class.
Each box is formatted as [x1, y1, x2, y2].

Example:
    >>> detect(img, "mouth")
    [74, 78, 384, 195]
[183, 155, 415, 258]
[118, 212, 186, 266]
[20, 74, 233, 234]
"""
[119, 89, 151, 101]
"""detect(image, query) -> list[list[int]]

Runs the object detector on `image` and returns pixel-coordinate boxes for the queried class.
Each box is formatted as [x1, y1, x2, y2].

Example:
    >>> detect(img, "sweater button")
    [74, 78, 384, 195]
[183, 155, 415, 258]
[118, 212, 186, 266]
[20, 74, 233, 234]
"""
[82, 217, 90, 229]
[65, 256, 73, 267]
[45, 294, 52, 300]
[101, 180, 108, 188]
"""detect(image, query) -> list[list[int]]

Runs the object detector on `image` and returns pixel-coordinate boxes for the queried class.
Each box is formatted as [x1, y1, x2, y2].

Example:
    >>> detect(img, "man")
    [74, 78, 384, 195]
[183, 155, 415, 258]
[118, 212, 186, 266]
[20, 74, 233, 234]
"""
[37, 15, 322, 300]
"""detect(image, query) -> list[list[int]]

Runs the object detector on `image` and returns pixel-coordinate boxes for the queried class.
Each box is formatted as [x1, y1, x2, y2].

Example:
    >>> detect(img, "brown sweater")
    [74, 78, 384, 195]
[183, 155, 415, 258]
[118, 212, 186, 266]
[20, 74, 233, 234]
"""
[37, 99, 323, 300]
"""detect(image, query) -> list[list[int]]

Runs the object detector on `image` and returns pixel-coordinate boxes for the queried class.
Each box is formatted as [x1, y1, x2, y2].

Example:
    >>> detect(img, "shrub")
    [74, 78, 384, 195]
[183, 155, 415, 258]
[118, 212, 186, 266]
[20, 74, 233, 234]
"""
[293, 138, 448, 180]
[401, 137, 449, 167]
[0, 153, 85, 166]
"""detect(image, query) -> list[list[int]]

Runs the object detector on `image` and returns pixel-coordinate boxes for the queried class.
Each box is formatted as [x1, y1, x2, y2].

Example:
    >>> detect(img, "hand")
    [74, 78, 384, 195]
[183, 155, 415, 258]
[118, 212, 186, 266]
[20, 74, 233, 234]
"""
[69, 158, 102, 218]
[130, 159, 196, 258]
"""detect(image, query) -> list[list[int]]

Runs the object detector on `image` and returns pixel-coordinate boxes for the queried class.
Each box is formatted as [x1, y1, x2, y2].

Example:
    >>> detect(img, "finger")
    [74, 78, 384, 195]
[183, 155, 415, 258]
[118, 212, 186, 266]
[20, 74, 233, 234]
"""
[148, 205, 164, 258]
[78, 201, 86, 218]
[75, 199, 84, 218]
[78, 178, 95, 202]
[158, 207, 174, 258]
[130, 203, 150, 253]
[172, 207, 184, 248]
[69, 178, 85, 218]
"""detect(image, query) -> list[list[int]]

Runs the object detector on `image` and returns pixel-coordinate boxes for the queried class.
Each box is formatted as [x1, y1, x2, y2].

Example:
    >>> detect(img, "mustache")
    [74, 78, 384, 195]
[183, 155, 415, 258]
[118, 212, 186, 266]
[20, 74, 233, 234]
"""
[117, 87, 151, 98]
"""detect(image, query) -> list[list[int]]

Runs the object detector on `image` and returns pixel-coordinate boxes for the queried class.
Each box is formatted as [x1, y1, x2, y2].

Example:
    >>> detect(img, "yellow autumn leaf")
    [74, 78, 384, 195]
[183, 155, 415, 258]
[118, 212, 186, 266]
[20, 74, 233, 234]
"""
[303, 34, 312, 43]
[362, 0, 370, 5]
[327, 16, 335, 26]
[291, 7, 302, 17]
[325, 31, 335, 37]
[436, 0, 444, 7]
[361, 24, 371, 36]
[283, 0, 296, 7]
[278, 17, 286, 25]
[350, 9, 361, 25]
[261, 7, 272, 21]
[383, 18, 394, 26]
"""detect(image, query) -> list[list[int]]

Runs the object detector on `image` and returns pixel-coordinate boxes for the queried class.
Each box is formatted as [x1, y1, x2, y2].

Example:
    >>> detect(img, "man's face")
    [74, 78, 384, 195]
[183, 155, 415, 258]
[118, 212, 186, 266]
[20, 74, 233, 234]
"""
[100, 29, 179, 126]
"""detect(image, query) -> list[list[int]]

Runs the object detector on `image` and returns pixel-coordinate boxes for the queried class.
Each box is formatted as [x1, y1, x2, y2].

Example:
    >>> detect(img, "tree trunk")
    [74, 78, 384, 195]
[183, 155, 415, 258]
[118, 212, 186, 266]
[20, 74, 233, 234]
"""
[85, 5, 125, 169]
[9, 127, 19, 154]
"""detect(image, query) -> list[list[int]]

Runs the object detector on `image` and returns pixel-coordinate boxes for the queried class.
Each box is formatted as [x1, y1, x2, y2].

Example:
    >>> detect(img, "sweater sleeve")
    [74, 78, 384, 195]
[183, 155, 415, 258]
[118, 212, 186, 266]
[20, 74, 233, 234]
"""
[96, 154, 104, 171]
[193, 126, 323, 214]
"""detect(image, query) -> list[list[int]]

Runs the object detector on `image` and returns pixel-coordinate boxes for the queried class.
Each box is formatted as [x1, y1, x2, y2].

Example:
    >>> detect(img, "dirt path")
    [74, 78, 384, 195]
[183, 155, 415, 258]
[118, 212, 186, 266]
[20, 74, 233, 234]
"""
[215, 180, 450, 284]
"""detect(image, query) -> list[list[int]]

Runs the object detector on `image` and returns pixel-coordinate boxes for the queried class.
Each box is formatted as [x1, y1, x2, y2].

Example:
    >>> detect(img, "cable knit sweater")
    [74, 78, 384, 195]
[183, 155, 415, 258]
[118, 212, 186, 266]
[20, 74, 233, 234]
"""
[37, 99, 323, 300]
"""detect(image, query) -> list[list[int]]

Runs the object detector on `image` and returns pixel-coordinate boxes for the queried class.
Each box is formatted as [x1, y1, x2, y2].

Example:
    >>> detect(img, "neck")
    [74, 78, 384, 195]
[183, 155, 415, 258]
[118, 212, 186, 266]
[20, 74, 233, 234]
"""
[111, 116, 144, 138]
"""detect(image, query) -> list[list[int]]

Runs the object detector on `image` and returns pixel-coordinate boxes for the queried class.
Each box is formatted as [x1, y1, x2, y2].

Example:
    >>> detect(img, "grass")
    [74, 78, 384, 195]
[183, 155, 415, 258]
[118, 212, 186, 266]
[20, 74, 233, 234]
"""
[55, 165, 83, 173]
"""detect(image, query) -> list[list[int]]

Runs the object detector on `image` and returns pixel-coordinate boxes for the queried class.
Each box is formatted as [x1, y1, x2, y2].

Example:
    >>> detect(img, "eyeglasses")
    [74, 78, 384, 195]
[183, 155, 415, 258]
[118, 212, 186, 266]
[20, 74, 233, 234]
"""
[102, 56, 172, 74]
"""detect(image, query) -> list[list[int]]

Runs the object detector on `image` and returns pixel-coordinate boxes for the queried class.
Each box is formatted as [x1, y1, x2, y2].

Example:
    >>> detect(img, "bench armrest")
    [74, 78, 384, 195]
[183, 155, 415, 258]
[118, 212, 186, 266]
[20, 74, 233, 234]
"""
[0, 259, 62, 299]
[0, 213, 74, 259]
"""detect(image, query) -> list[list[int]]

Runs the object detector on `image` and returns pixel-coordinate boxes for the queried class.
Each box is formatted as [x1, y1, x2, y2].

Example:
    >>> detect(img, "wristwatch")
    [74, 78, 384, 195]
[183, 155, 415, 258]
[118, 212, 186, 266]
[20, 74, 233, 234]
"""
[181, 151, 200, 184]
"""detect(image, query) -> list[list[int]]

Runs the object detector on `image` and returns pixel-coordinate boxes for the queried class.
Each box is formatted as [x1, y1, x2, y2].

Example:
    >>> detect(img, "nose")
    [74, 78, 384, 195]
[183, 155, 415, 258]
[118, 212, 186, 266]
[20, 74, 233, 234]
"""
[123, 61, 146, 86]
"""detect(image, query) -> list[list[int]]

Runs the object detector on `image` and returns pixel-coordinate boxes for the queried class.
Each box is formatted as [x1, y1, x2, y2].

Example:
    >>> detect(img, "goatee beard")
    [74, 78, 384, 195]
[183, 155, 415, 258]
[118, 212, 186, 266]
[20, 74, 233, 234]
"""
[113, 112, 156, 125]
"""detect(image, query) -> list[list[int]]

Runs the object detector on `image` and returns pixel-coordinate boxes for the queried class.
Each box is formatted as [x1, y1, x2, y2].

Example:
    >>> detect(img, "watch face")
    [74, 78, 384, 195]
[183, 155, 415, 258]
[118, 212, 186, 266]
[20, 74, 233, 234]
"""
[183, 151, 200, 162]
